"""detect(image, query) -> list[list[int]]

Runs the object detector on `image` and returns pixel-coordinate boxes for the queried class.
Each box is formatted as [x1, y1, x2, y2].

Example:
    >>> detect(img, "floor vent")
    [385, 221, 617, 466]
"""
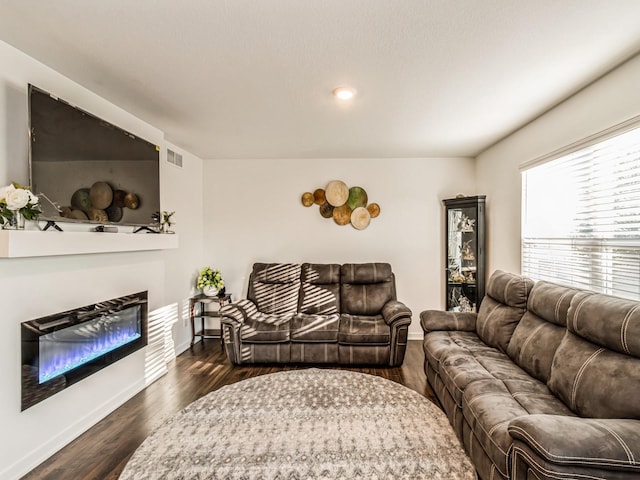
[167, 149, 183, 168]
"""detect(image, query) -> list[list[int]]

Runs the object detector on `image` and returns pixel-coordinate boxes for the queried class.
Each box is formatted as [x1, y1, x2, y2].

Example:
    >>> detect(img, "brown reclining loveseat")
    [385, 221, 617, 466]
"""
[220, 262, 412, 366]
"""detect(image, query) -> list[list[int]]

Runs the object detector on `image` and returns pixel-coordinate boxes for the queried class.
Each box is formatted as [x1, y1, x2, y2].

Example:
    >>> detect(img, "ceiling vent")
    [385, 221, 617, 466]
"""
[167, 149, 183, 168]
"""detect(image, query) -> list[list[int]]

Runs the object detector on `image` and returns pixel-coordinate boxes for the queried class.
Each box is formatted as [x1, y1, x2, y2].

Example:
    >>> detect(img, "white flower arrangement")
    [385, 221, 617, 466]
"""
[0, 182, 42, 226]
[196, 267, 224, 291]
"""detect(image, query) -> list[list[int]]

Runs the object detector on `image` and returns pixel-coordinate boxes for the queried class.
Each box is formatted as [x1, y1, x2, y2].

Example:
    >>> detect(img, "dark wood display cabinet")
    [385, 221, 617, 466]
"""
[443, 195, 486, 312]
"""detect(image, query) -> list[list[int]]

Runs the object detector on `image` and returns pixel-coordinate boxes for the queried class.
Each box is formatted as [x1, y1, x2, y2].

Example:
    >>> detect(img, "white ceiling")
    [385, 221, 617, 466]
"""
[1, 1, 640, 160]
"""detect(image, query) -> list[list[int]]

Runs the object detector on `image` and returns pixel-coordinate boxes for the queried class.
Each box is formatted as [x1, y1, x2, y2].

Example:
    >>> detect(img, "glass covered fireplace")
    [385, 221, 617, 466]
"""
[21, 292, 148, 410]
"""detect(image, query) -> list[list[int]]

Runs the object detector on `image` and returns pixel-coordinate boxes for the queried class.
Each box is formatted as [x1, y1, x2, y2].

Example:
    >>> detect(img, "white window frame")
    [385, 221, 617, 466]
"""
[521, 115, 640, 299]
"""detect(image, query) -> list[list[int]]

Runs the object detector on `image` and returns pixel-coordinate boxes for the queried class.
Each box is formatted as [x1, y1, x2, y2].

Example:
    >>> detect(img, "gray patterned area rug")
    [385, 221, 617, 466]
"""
[120, 369, 475, 479]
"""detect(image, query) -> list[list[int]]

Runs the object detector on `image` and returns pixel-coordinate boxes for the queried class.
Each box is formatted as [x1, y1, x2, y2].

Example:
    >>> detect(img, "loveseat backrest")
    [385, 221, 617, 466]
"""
[299, 263, 341, 314]
[507, 281, 580, 383]
[476, 270, 534, 353]
[548, 291, 640, 419]
[248, 263, 301, 314]
[340, 263, 395, 315]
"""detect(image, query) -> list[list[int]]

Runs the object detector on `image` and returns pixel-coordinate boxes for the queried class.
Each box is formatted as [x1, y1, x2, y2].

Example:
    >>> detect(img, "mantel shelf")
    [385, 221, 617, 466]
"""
[0, 230, 179, 258]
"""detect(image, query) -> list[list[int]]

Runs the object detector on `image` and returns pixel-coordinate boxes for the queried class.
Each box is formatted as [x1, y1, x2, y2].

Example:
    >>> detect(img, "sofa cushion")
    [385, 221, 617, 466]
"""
[299, 263, 340, 314]
[476, 271, 534, 353]
[462, 378, 574, 478]
[290, 313, 339, 342]
[239, 313, 292, 343]
[248, 263, 301, 314]
[340, 263, 395, 315]
[547, 291, 640, 419]
[567, 291, 640, 356]
[507, 281, 579, 383]
[548, 331, 640, 418]
[338, 314, 390, 344]
[422, 331, 480, 375]
[509, 415, 640, 474]
[340, 262, 393, 284]
[440, 347, 533, 408]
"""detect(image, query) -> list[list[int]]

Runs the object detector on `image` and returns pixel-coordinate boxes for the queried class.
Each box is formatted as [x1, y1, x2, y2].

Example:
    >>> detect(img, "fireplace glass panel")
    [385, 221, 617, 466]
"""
[38, 306, 142, 383]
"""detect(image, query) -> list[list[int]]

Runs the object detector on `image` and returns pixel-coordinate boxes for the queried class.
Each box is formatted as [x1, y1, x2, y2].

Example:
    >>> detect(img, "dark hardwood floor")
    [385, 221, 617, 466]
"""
[22, 340, 432, 480]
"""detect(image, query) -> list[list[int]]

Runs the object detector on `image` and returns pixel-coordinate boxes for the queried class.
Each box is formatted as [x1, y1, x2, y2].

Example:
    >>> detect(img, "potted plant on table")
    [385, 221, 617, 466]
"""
[196, 267, 225, 297]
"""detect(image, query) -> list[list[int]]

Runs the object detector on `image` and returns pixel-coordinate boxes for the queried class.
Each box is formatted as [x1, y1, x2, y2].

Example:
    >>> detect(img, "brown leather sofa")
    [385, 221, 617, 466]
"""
[421, 270, 640, 480]
[220, 262, 412, 366]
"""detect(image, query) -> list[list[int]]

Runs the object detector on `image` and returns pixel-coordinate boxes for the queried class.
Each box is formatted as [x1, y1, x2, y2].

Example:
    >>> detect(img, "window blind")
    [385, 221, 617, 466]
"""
[521, 125, 640, 299]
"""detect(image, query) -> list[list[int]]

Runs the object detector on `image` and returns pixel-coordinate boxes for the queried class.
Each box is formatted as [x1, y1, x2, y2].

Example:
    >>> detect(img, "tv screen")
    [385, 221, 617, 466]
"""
[28, 84, 161, 228]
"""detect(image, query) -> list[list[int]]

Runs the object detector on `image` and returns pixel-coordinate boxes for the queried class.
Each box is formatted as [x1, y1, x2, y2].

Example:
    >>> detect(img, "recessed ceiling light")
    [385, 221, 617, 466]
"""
[333, 86, 356, 100]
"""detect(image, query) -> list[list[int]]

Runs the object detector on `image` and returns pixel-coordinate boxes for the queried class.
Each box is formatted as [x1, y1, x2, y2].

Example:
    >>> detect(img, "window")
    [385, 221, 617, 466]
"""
[521, 123, 640, 299]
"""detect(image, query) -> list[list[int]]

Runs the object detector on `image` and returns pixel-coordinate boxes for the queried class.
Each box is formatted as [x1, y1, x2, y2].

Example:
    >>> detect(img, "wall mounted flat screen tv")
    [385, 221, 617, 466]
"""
[29, 84, 161, 228]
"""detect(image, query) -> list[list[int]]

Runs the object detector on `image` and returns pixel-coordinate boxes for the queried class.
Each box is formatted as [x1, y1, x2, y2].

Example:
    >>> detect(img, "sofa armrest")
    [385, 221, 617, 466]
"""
[219, 299, 258, 325]
[508, 415, 640, 473]
[382, 300, 412, 326]
[420, 310, 476, 333]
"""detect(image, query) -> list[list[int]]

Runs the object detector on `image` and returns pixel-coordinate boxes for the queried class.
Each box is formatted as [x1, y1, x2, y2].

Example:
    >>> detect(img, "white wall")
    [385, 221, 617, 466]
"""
[476, 52, 640, 275]
[202, 157, 476, 338]
[161, 143, 205, 353]
[0, 41, 203, 479]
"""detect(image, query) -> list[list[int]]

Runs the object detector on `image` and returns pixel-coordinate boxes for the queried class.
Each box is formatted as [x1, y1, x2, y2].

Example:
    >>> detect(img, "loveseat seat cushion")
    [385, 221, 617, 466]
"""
[340, 263, 395, 315]
[290, 313, 339, 342]
[338, 314, 389, 344]
[476, 270, 534, 353]
[462, 378, 575, 478]
[239, 313, 292, 343]
[248, 263, 301, 314]
[299, 263, 340, 314]
[506, 281, 579, 383]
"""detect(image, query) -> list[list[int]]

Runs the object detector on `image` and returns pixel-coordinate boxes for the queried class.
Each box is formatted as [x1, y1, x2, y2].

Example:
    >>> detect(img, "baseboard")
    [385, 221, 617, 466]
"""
[3, 378, 148, 480]
[408, 331, 424, 341]
[174, 338, 193, 356]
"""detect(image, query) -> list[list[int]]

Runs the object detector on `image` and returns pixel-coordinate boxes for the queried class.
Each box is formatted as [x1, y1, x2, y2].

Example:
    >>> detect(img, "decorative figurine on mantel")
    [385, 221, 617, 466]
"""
[161, 211, 175, 233]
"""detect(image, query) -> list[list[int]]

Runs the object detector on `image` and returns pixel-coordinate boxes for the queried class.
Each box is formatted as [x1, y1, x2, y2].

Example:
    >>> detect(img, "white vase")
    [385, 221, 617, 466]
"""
[203, 285, 219, 297]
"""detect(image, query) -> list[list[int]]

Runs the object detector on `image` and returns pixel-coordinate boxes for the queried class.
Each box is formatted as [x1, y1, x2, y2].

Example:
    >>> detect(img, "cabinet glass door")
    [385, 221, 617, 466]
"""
[444, 195, 485, 312]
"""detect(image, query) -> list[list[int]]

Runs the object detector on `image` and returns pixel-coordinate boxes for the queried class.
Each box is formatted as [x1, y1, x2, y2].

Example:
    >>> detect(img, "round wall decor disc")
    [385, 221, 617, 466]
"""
[319, 202, 334, 218]
[88, 207, 108, 222]
[89, 181, 113, 209]
[347, 186, 368, 210]
[124, 192, 140, 209]
[106, 204, 124, 222]
[332, 204, 352, 225]
[113, 190, 127, 208]
[313, 188, 326, 205]
[325, 180, 349, 207]
[69, 209, 88, 220]
[301, 192, 314, 207]
[351, 206, 371, 230]
[70, 188, 91, 213]
[367, 203, 381, 218]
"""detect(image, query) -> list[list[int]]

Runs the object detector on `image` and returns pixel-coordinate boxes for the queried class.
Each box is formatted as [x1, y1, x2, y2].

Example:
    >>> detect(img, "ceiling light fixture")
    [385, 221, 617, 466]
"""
[333, 86, 356, 100]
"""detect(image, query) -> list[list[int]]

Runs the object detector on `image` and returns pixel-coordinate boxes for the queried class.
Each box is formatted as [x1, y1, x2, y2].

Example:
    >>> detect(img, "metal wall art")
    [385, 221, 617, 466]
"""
[301, 180, 380, 230]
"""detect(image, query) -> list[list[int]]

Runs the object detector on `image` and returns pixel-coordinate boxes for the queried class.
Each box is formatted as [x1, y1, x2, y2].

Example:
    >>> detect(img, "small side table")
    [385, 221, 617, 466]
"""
[189, 293, 232, 347]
